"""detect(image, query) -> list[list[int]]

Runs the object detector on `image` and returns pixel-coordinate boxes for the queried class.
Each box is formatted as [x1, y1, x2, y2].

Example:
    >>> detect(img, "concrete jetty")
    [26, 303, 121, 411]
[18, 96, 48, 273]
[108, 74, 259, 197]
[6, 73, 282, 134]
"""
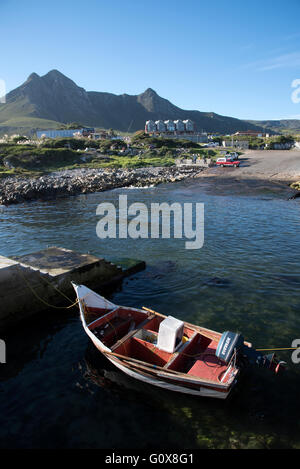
[0, 246, 145, 330]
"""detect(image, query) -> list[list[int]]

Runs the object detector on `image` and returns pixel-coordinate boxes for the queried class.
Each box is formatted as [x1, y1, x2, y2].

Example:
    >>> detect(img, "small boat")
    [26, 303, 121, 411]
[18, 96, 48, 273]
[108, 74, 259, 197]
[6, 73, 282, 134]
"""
[73, 283, 284, 399]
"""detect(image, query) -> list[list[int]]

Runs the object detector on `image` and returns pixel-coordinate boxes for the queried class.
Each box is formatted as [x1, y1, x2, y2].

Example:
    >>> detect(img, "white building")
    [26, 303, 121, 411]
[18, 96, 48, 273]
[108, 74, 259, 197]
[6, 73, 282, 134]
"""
[144, 118, 196, 135]
[222, 139, 249, 149]
[164, 120, 176, 132]
[183, 119, 194, 132]
[155, 120, 166, 132]
[174, 119, 185, 132]
[145, 120, 156, 133]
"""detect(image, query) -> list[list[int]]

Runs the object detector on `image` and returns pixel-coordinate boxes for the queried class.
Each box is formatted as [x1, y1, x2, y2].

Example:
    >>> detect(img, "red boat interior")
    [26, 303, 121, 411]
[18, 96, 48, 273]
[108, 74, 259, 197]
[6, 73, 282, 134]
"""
[85, 305, 234, 384]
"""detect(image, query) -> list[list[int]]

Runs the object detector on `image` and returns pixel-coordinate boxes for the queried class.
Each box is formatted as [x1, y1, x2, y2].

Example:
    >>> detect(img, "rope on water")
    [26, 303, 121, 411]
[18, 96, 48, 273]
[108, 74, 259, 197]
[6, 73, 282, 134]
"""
[256, 347, 299, 352]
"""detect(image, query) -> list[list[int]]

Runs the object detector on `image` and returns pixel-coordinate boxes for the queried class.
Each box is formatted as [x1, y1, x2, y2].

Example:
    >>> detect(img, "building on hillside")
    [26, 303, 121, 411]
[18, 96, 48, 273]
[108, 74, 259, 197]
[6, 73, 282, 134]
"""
[143, 118, 207, 142]
[91, 131, 110, 140]
[197, 132, 208, 143]
[234, 130, 270, 138]
[145, 120, 156, 133]
[183, 119, 194, 132]
[266, 142, 294, 150]
[36, 128, 95, 139]
[174, 119, 185, 132]
[81, 128, 95, 137]
[222, 139, 249, 149]
[164, 120, 176, 132]
[155, 120, 166, 132]
[144, 118, 196, 135]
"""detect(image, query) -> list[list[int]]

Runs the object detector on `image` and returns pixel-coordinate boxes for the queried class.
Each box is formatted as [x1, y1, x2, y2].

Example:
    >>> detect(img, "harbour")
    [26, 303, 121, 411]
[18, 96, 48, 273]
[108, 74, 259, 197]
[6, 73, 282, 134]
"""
[1, 178, 300, 448]
[0, 246, 145, 330]
[2, 0, 300, 454]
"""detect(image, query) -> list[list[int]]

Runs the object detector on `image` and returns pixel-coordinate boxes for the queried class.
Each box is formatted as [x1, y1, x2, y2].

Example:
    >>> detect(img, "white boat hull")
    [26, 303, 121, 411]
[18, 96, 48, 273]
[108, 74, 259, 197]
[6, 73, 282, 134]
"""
[106, 356, 231, 399]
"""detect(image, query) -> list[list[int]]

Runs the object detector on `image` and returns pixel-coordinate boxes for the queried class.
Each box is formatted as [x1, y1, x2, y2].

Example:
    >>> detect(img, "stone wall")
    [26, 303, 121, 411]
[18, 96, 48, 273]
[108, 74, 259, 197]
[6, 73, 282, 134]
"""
[0, 247, 128, 330]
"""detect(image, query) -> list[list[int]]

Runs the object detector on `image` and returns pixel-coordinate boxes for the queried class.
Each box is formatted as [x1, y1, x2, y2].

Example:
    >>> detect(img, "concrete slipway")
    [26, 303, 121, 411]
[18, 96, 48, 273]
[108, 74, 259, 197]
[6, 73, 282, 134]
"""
[0, 246, 145, 330]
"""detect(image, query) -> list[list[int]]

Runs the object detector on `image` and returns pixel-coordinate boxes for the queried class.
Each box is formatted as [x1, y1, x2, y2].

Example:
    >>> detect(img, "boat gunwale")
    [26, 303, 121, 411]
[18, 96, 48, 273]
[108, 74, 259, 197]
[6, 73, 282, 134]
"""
[74, 285, 244, 390]
[107, 355, 230, 398]
[105, 350, 234, 389]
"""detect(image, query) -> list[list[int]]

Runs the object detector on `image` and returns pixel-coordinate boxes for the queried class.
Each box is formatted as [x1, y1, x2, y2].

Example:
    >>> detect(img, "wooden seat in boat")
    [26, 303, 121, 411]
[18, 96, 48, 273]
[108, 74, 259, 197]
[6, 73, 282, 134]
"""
[163, 332, 198, 369]
[110, 314, 156, 352]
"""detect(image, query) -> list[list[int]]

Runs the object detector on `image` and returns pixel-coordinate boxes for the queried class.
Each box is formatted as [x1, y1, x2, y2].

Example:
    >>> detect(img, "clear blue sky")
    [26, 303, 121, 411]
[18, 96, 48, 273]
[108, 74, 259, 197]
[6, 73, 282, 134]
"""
[1, 0, 300, 120]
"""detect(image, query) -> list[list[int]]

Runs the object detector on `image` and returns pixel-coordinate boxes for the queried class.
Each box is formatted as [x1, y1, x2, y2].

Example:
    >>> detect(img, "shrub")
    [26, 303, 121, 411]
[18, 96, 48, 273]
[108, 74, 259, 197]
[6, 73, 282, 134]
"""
[40, 137, 93, 150]
[3, 148, 81, 169]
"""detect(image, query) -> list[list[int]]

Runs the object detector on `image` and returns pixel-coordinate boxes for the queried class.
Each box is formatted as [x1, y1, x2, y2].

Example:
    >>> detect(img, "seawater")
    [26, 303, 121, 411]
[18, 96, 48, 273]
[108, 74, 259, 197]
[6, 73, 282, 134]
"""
[0, 177, 300, 449]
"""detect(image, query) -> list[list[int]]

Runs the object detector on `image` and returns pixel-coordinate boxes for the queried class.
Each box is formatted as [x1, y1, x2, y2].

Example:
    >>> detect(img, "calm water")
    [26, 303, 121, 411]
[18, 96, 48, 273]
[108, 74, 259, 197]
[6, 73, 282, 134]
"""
[0, 177, 300, 449]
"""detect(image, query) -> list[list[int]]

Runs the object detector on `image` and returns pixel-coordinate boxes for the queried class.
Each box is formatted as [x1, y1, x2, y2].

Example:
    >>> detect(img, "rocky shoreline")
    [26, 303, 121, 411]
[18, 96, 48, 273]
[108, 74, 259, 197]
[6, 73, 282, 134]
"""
[290, 181, 300, 199]
[0, 166, 205, 206]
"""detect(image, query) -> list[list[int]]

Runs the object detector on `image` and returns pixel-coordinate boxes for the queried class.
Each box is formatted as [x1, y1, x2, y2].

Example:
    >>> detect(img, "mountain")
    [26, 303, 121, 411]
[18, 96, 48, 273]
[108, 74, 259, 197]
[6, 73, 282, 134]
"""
[247, 119, 300, 134]
[0, 69, 274, 135]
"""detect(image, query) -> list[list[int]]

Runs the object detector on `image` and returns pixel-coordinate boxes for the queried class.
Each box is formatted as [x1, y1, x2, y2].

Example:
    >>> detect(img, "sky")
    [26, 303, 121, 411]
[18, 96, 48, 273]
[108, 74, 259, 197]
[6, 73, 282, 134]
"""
[1, 0, 300, 121]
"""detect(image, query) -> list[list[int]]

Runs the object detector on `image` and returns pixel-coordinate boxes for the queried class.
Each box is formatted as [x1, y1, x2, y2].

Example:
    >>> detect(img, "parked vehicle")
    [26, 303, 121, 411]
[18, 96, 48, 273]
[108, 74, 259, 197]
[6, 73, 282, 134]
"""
[216, 157, 240, 167]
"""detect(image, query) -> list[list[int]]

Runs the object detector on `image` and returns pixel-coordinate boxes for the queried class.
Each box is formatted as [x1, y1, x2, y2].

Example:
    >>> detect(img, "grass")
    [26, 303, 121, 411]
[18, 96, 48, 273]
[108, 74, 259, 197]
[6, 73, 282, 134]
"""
[0, 115, 64, 137]
[0, 151, 176, 178]
[0, 137, 227, 179]
[0, 166, 43, 178]
[0, 116, 62, 128]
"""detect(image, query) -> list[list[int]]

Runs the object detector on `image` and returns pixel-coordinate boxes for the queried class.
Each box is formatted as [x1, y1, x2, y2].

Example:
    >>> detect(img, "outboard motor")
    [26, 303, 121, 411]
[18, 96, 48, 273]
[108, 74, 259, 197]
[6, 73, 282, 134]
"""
[216, 331, 285, 373]
[216, 331, 244, 364]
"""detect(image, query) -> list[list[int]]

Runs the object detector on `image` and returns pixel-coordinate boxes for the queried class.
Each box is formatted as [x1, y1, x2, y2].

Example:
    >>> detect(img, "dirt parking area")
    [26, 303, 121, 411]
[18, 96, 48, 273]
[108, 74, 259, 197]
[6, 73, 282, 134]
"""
[200, 149, 300, 183]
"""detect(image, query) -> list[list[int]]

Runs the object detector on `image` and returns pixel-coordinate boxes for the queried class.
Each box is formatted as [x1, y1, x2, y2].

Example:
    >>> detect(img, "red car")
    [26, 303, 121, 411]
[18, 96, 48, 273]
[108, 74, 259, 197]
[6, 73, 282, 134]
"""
[216, 157, 240, 167]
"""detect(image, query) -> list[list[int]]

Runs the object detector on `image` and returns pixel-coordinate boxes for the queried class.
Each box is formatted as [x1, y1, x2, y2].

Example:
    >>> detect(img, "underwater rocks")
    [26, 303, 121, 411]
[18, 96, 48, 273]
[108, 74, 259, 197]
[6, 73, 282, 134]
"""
[203, 277, 232, 288]
[290, 192, 300, 200]
[0, 166, 204, 206]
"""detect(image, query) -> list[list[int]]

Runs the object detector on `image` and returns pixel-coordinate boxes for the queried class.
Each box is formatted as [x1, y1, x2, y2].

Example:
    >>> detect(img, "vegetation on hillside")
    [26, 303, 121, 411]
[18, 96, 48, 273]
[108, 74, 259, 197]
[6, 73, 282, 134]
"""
[265, 135, 295, 147]
[217, 133, 296, 149]
[0, 144, 81, 171]
[131, 131, 200, 148]
[0, 134, 222, 177]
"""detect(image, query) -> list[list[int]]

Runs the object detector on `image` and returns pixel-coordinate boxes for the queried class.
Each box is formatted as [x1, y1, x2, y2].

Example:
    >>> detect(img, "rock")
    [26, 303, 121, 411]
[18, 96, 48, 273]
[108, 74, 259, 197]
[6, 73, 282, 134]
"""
[290, 181, 300, 190]
[0, 166, 205, 205]
[203, 277, 232, 287]
[290, 191, 300, 200]
[289, 181, 300, 199]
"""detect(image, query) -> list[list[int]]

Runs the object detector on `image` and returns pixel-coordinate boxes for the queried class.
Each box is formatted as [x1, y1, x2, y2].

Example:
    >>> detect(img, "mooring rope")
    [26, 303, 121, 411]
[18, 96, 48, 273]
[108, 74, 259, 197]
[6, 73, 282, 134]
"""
[256, 347, 299, 352]
[16, 266, 300, 355]
[17, 265, 84, 310]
